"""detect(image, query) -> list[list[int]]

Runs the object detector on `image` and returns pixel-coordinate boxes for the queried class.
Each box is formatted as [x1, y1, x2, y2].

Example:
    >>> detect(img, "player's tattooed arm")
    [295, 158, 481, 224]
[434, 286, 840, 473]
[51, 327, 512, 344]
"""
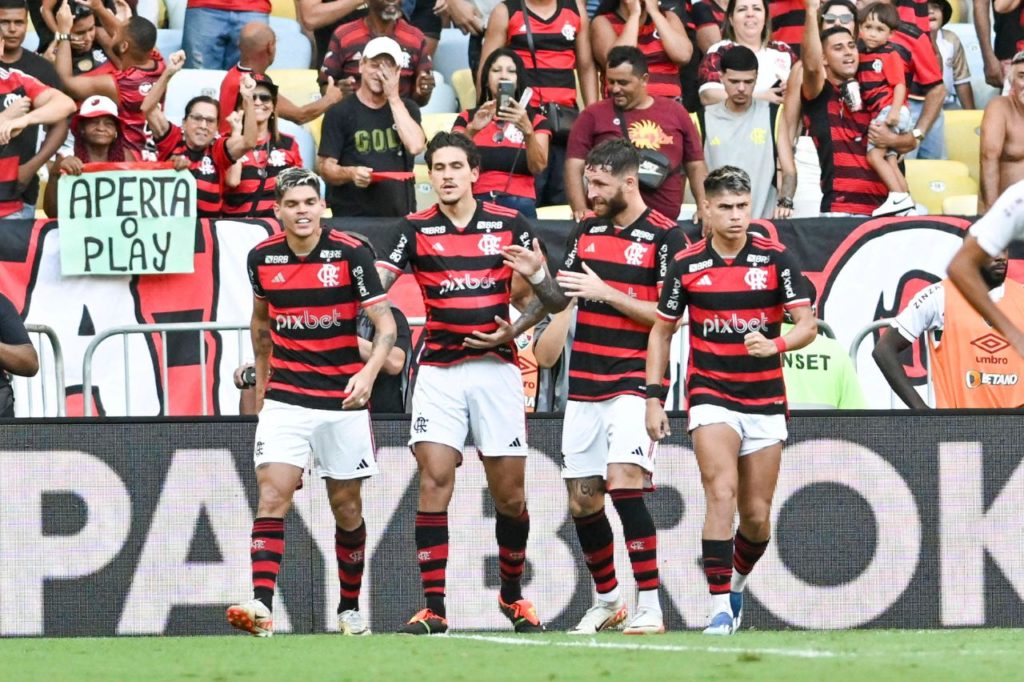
[504, 239, 571, 312]
[250, 296, 273, 413]
[344, 300, 397, 409]
[375, 265, 399, 292]
[366, 301, 398, 359]
[463, 297, 548, 349]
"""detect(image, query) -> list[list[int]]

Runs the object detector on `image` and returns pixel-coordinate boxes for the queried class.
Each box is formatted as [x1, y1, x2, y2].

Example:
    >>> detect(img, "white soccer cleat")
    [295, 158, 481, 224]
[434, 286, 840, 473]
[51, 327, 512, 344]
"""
[226, 598, 274, 637]
[622, 607, 665, 635]
[338, 609, 371, 636]
[871, 193, 915, 217]
[568, 597, 628, 635]
[702, 610, 735, 636]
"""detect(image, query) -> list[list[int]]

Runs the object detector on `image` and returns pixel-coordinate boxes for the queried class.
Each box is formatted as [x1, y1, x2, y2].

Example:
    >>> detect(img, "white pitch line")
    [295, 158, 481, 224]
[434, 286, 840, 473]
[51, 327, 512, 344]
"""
[449, 633, 839, 659]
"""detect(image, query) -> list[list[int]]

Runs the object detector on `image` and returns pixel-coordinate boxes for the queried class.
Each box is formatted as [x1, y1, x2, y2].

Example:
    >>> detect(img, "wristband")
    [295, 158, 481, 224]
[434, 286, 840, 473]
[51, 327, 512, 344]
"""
[527, 268, 547, 285]
[645, 383, 667, 400]
[773, 336, 787, 354]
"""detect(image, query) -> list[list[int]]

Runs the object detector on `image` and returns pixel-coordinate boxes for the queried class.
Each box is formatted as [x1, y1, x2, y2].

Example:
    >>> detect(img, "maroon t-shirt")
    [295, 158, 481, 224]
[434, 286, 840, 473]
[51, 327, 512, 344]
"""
[567, 97, 703, 220]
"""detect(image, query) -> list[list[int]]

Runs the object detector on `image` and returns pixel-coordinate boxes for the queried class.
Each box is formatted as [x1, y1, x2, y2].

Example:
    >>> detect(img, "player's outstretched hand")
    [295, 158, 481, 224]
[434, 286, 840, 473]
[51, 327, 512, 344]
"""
[744, 331, 777, 358]
[342, 368, 374, 409]
[502, 238, 546, 279]
[645, 400, 671, 441]
[464, 316, 515, 349]
[557, 262, 614, 303]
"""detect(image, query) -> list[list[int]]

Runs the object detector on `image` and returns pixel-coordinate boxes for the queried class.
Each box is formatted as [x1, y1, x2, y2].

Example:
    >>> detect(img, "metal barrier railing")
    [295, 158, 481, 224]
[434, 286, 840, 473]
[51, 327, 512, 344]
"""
[82, 322, 251, 417]
[849, 318, 933, 408]
[19, 324, 66, 417]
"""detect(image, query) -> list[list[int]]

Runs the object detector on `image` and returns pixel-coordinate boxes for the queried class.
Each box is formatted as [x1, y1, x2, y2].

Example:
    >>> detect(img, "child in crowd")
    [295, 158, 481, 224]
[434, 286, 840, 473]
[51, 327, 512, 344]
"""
[857, 1, 914, 216]
[928, 0, 975, 109]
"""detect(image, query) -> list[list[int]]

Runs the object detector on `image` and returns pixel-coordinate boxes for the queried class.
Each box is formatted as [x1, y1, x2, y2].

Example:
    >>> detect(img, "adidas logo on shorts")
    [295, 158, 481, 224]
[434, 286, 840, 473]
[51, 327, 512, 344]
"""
[630, 446, 644, 458]
[508, 437, 522, 448]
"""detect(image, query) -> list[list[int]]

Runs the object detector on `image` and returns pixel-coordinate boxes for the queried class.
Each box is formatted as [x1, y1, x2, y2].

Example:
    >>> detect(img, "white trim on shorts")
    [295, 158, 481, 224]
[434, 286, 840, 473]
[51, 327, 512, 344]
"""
[253, 399, 378, 480]
[688, 403, 787, 456]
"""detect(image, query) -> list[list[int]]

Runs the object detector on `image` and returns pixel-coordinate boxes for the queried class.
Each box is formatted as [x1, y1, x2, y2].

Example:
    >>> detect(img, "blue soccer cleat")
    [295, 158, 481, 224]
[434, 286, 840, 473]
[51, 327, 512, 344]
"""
[702, 610, 735, 636]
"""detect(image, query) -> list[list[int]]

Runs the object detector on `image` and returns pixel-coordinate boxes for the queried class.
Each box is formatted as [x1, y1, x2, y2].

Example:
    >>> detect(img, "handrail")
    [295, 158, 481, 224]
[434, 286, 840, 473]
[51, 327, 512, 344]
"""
[82, 322, 251, 417]
[24, 324, 66, 417]
[849, 318, 934, 407]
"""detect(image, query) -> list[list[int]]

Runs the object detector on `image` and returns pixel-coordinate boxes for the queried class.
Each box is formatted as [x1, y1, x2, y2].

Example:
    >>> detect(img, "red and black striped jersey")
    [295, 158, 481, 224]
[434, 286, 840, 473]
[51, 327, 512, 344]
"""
[768, 0, 805, 55]
[377, 201, 536, 367]
[0, 68, 46, 217]
[691, 0, 725, 31]
[657, 234, 809, 414]
[895, 0, 929, 33]
[247, 228, 387, 411]
[222, 134, 303, 218]
[318, 18, 429, 98]
[113, 53, 166, 159]
[560, 208, 686, 401]
[154, 124, 237, 217]
[802, 81, 887, 215]
[856, 43, 906, 114]
[453, 107, 552, 199]
[600, 12, 681, 98]
[890, 21, 943, 98]
[505, 0, 582, 107]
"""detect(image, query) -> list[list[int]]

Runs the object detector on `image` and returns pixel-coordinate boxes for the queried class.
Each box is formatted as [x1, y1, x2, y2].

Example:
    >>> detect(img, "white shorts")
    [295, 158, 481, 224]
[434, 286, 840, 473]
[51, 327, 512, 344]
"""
[688, 404, 787, 456]
[561, 395, 657, 484]
[409, 358, 527, 457]
[253, 400, 378, 480]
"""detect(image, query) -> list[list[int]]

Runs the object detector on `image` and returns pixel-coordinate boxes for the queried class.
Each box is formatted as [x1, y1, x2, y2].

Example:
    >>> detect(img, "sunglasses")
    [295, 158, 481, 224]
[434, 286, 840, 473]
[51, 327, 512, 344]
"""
[187, 113, 217, 125]
[253, 93, 274, 103]
[822, 12, 855, 23]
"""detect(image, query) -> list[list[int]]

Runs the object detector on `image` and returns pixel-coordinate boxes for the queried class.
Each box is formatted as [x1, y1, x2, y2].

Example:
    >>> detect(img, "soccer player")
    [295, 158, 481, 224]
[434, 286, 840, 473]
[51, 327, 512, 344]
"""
[645, 166, 817, 636]
[948, 179, 1024, 359]
[226, 167, 397, 638]
[503, 138, 686, 635]
[374, 132, 545, 635]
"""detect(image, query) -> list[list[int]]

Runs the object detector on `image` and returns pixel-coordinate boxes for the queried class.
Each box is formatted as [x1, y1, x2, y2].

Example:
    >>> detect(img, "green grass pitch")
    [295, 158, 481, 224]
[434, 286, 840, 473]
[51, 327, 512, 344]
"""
[3, 630, 1019, 681]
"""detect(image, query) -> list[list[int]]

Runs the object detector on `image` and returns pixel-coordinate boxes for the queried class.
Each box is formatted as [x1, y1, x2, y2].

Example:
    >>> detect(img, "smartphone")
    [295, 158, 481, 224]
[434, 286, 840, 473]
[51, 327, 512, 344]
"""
[497, 80, 515, 111]
[500, 87, 534, 140]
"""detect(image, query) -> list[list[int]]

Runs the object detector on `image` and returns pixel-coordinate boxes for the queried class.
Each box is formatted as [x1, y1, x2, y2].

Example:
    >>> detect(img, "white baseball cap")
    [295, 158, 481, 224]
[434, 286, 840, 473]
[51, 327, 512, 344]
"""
[363, 36, 403, 65]
[78, 95, 119, 119]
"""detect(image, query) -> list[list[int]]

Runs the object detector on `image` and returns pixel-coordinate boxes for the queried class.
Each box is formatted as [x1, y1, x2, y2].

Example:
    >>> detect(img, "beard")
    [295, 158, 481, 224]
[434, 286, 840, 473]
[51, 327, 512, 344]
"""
[591, 187, 628, 218]
[982, 262, 1008, 289]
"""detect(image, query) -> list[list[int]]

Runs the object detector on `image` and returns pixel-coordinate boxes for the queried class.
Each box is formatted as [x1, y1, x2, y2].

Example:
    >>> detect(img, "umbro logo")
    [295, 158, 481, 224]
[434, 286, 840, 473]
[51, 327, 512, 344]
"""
[272, 272, 286, 284]
[508, 437, 522, 448]
[695, 274, 712, 286]
[585, 243, 596, 253]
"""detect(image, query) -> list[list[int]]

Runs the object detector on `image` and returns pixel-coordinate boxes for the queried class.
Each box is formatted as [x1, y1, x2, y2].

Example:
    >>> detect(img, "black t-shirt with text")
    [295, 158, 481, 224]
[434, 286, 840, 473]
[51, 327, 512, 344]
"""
[357, 303, 412, 413]
[2, 51, 60, 206]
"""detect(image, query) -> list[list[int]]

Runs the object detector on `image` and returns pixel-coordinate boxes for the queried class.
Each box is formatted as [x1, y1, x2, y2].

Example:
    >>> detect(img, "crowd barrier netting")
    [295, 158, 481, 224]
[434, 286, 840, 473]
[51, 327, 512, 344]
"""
[1, 413, 1022, 637]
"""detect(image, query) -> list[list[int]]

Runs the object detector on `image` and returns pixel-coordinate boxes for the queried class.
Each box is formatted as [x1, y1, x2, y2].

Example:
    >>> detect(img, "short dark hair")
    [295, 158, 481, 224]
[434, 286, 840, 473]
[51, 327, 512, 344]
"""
[425, 131, 481, 169]
[820, 25, 855, 45]
[274, 167, 321, 201]
[124, 16, 157, 53]
[858, 1, 899, 29]
[607, 46, 648, 76]
[720, 44, 759, 73]
[184, 95, 219, 118]
[704, 165, 751, 197]
[0, 0, 27, 11]
[478, 47, 528, 107]
[584, 138, 639, 177]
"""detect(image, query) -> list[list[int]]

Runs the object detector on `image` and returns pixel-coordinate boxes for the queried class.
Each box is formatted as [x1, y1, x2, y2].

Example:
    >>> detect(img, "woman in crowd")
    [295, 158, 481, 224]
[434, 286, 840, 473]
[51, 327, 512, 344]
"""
[697, 0, 796, 106]
[222, 75, 303, 219]
[590, 0, 692, 99]
[43, 95, 137, 217]
[452, 48, 552, 218]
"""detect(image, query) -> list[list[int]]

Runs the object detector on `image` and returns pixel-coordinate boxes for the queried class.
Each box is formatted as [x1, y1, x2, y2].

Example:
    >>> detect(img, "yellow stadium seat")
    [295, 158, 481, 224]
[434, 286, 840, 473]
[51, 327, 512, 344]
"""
[904, 158, 970, 180]
[414, 164, 438, 211]
[307, 114, 323, 148]
[272, 0, 297, 20]
[942, 194, 979, 216]
[943, 109, 983, 182]
[267, 69, 323, 148]
[451, 69, 476, 111]
[422, 112, 459, 142]
[906, 169, 978, 215]
[536, 204, 572, 220]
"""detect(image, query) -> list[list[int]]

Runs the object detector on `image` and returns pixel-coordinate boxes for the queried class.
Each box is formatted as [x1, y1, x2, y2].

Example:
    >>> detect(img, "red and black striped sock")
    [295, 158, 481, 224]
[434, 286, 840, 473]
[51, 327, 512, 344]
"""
[702, 538, 734, 595]
[415, 511, 449, 618]
[733, 531, 769, 584]
[495, 508, 530, 604]
[572, 508, 619, 596]
[610, 489, 660, 592]
[251, 517, 285, 610]
[335, 521, 367, 613]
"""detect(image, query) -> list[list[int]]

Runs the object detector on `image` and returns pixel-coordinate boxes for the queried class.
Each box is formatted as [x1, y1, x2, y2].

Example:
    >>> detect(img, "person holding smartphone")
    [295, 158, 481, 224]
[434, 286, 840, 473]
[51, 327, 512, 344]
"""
[452, 47, 551, 218]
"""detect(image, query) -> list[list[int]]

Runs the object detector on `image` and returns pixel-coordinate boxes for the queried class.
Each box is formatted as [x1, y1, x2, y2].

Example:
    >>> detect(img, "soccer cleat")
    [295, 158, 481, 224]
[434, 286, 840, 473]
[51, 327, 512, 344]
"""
[226, 599, 274, 637]
[730, 591, 743, 632]
[622, 607, 665, 635]
[338, 609, 371, 636]
[499, 597, 545, 633]
[567, 597, 628, 635]
[399, 608, 449, 635]
[871, 193, 915, 217]
[703, 610, 735, 636]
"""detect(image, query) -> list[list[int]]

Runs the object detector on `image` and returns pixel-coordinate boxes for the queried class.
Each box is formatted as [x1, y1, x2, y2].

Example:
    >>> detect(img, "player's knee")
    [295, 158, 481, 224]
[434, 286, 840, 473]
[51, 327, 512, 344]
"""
[567, 491, 603, 517]
[739, 502, 772, 533]
[257, 484, 294, 517]
[493, 494, 525, 517]
[330, 496, 362, 525]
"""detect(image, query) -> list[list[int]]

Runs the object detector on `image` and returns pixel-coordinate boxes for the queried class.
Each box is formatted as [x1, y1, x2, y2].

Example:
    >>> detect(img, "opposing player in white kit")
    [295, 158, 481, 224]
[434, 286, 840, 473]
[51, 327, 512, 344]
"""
[227, 167, 397, 637]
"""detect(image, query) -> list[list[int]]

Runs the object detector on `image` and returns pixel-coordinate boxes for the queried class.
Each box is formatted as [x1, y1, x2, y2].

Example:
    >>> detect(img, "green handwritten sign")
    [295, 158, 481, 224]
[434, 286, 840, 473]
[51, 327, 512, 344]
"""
[58, 167, 198, 275]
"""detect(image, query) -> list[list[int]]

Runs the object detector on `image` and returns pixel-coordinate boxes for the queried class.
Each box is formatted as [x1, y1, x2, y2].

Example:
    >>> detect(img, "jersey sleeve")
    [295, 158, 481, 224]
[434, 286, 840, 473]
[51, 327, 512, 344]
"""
[378, 219, 416, 273]
[287, 138, 303, 169]
[349, 242, 388, 306]
[154, 123, 183, 161]
[453, 109, 471, 131]
[949, 34, 971, 83]
[247, 249, 266, 299]
[882, 51, 906, 90]
[318, 32, 344, 87]
[909, 31, 943, 89]
[211, 135, 236, 169]
[969, 180, 1024, 255]
[656, 255, 687, 321]
[774, 248, 810, 310]
[532, 110, 553, 134]
[17, 70, 50, 99]
[512, 214, 536, 250]
[891, 282, 945, 342]
[697, 44, 727, 92]
[560, 221, 587, 273]
[0, 294, 30, 346]
[391, 306, 413, 354]
[657, 227, 687, 287]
